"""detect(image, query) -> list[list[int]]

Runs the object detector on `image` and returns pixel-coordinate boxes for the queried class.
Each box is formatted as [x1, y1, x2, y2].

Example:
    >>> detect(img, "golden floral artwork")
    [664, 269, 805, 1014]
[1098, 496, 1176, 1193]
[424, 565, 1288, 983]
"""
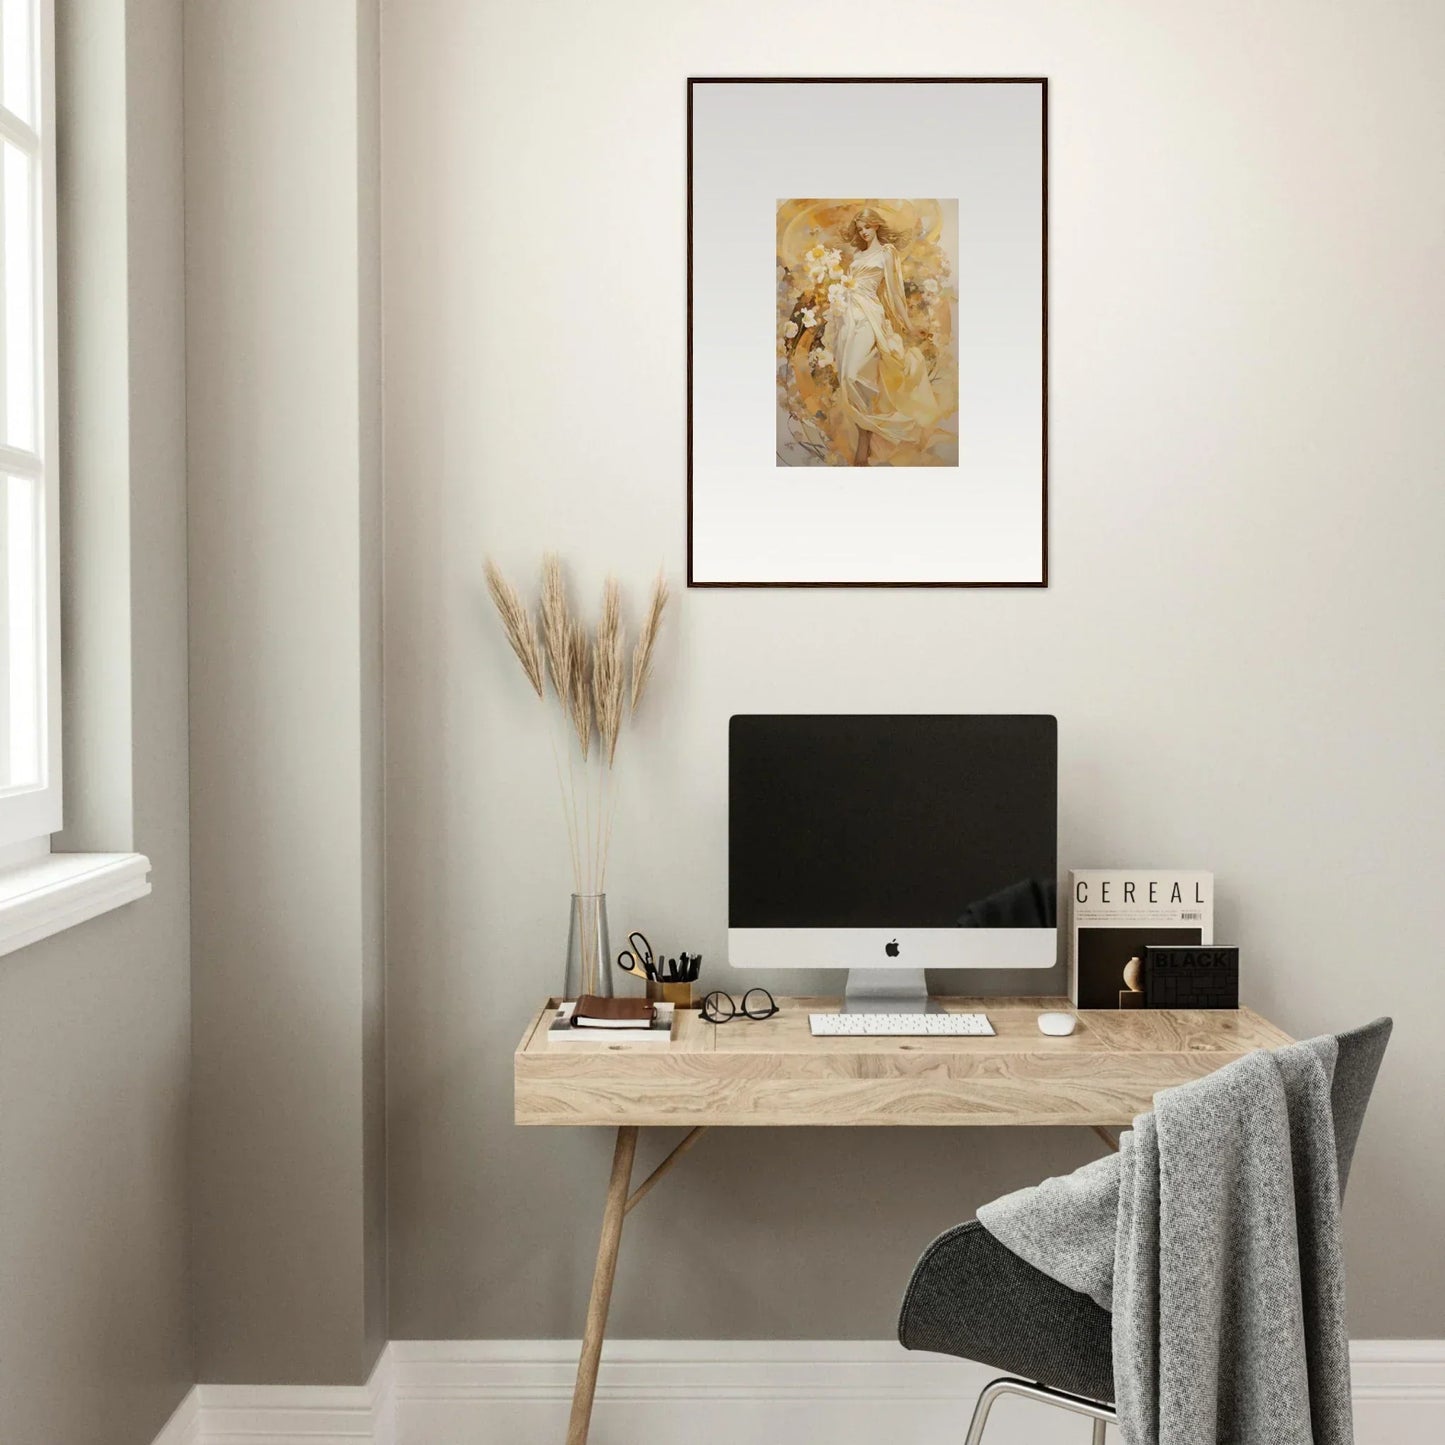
[777, 198, 959, 468]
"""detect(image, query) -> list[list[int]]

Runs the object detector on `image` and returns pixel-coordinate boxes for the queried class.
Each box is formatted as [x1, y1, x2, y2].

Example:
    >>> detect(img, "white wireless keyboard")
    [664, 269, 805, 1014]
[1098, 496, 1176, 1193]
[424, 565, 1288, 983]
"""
[809, 1012, 995, 1037]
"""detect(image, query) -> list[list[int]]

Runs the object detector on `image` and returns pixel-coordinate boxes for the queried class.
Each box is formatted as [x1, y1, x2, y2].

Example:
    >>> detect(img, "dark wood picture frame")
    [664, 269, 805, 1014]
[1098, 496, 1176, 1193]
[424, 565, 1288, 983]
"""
[686, 76, 1049, 588]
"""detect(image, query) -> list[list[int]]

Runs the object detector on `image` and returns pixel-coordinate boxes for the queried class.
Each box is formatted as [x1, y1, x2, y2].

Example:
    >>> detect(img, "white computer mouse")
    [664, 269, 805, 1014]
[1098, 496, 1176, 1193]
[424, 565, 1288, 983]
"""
[1037, 1011, 1078, 1037]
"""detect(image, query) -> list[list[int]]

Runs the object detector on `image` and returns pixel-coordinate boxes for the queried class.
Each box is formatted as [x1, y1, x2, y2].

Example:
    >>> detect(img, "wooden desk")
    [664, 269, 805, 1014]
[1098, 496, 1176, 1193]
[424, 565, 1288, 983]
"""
[515, 996, 1291, 1444]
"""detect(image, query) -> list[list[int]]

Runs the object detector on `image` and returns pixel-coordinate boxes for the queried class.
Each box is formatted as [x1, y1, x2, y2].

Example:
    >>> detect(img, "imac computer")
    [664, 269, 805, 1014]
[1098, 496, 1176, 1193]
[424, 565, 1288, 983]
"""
[728, 715, 1058, 1012]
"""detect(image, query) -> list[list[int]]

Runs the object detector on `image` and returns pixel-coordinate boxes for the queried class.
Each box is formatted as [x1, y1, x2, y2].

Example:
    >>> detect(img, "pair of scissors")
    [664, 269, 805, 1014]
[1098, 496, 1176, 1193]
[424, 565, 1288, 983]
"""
[616, 931, 657, 981]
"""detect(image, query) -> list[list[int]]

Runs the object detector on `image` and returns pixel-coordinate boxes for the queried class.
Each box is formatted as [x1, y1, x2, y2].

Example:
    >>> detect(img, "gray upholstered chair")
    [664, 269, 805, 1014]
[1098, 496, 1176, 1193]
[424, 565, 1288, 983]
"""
[898, 1018, 1392, 1443]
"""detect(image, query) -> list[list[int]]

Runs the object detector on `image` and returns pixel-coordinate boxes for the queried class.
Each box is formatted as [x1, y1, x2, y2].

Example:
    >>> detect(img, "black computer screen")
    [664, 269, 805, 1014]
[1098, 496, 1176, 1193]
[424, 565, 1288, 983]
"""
[728, 715, 1057, 928]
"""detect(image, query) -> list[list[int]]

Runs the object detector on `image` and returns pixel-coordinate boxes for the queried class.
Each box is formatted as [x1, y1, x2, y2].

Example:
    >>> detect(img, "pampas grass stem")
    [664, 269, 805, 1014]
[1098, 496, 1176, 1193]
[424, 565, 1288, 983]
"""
[485, 560, 544, 699]
[486, 556, 582, 887]
[484, 555, 669, 897]
[630, 569, 669, 714]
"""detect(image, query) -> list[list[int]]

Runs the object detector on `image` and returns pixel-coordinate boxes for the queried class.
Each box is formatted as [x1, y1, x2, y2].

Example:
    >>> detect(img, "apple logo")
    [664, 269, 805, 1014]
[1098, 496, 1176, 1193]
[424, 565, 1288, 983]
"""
[885, 939, 900, 957]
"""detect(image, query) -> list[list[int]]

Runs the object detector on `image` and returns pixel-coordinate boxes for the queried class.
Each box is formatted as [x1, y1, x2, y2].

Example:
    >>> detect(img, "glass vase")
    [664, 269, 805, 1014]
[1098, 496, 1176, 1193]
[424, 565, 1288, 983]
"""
[564, 893, 612, 1001]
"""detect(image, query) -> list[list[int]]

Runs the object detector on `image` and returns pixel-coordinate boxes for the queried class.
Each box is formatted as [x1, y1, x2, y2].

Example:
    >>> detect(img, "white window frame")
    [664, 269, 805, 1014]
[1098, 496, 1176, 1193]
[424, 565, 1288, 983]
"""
[0, 0, 149, 955]
[0, 0, 60, 854]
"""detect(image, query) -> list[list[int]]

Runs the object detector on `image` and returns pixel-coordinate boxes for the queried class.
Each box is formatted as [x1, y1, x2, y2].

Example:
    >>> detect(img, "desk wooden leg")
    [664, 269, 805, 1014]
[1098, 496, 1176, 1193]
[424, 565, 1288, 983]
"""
[567, 1125, 638, 1445]
[625, 1126, 706, 1215]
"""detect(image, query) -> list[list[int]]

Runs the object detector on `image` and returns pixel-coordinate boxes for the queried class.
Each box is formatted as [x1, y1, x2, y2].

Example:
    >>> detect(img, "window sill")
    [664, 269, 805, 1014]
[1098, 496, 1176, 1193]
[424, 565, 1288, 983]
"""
[0, 852, 152, 959]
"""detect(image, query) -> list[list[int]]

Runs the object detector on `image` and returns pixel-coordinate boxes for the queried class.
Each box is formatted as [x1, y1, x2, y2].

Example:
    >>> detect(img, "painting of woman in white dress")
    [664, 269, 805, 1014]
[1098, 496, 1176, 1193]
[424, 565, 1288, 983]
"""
[777, 199, 959, 467]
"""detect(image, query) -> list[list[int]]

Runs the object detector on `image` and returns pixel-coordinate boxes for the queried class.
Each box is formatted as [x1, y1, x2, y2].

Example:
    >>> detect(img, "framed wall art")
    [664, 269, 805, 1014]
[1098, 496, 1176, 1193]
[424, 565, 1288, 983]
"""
[687, 78, 1048, 587]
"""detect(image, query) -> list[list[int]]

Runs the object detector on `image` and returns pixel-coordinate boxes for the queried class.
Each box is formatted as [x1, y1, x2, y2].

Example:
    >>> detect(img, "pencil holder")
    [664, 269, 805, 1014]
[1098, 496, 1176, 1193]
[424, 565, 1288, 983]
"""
[648, 979, 693, 1008]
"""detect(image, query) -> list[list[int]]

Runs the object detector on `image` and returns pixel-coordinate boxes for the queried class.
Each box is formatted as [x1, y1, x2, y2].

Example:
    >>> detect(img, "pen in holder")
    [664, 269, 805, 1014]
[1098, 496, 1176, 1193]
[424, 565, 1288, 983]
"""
[648, 952, 702, 1008]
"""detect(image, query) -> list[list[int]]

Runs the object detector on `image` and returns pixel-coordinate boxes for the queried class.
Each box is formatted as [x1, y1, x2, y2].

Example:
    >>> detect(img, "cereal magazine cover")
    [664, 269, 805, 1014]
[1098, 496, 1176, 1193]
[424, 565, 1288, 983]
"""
[1069, 871, 1213, 1009]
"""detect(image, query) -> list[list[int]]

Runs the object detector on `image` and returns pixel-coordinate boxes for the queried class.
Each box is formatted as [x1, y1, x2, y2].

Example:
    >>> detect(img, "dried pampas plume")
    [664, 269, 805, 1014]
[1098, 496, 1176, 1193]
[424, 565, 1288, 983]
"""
[534, 552, 595, 760]
[592, 578, 625, 767]
[630, 570, 669, 714]
[565, 617, 593, 761]
[484, 559, 543, 699]
[540, 553, 571, 703]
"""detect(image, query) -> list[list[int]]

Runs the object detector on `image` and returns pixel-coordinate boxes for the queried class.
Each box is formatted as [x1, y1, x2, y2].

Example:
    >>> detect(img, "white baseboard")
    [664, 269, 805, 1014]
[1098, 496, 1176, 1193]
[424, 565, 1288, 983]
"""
[155, 1339, 1445, 1445]
[150, 1387, 200, 1445]
[192, 1348, 395, 1445]
[1348, 1340, 1445, 1444]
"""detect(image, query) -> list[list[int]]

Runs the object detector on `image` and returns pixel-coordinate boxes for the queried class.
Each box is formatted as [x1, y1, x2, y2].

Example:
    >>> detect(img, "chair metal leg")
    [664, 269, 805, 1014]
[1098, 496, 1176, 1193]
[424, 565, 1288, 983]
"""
[963, 1376, 1117, 1445]
[962, 1379, 1010, 1445]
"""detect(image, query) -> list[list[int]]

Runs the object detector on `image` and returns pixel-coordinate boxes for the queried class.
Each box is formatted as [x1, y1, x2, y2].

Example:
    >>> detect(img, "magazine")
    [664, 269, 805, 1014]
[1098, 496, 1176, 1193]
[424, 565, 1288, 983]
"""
[1069, 870, 1213, 1009]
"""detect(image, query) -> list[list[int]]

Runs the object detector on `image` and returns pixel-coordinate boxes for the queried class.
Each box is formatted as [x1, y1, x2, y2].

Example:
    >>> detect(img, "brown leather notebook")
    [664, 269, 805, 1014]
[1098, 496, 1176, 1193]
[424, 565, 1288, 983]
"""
[573, 995, 655, 1028]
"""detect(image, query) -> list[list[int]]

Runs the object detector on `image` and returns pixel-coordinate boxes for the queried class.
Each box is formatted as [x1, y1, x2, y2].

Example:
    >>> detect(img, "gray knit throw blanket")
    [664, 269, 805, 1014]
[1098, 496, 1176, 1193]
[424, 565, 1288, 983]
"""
[978, 1037, 1353, 1445]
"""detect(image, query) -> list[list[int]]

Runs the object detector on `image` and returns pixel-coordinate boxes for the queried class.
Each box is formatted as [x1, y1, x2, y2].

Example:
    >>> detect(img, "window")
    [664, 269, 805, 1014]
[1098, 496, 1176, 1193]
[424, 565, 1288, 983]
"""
[0, 0, 148, 953]
[0, 0, 57, 853]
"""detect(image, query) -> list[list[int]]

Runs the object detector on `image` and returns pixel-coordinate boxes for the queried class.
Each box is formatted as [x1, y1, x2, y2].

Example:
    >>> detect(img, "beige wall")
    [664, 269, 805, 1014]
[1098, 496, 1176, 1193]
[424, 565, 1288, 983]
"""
[187, 0, 386, 1386]
[382, 0, 1445, 1341]
[0, 3, 192, 1444]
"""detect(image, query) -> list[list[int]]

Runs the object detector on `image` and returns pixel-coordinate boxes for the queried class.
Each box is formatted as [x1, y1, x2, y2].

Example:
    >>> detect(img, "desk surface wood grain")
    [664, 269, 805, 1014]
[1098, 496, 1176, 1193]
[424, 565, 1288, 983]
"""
[514, 997, 1293, 1128]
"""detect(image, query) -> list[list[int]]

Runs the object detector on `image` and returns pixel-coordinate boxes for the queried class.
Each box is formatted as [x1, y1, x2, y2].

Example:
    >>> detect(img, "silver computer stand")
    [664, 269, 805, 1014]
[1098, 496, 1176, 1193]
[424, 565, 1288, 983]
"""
[841, 968, 940, 1013]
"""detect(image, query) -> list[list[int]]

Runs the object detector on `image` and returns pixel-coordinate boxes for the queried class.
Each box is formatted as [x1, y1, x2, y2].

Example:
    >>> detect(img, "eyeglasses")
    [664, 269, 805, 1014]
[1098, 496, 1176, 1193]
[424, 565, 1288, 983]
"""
[701, 988, 779, 1023]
